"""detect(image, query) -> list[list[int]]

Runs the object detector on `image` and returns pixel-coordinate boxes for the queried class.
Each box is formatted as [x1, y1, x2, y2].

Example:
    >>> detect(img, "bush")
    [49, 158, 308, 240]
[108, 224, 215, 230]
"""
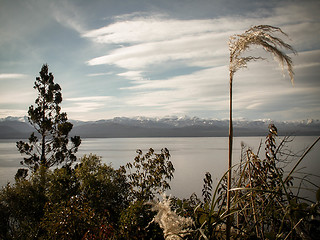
[0, 154, 130, 239]
[0, 174, 47, 239]
[0, 149, 176, 239]
[118, 200, 164, 240]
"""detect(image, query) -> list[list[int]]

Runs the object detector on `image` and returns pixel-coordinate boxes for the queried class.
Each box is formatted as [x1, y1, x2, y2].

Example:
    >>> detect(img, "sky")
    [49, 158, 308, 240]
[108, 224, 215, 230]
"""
[0, 0, 319, 121]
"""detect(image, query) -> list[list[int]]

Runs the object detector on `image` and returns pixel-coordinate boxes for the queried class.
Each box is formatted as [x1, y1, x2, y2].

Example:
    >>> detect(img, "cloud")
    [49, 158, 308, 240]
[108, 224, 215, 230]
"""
[87, 32, 229, 69]
[0, 91, 34, 104]
[119, 47, 319, 119]
[0, 0, 53, 44]
[0, 74, 27, 79]
[0, 109, 27, 119]
[87, 72, 114, 77]
[82, 1, 320, 120]
[1, 0, 319, 122]
[295, 62, 320, 69]
[293, 49, 320, 69]
[63, 96, 114, 115]
[63, 102, 105, 113]
[122, 66, 227, 91]
[84, 1, 320, 70]
[117, 71, 144, 81]
[84, 15, 252, 70]
[51, 0, 87, 33]
[83, 17, 239, 44]
[65, 96, 113, 102]
[120, 66, 229, 116]
[84, 5, 317, 71]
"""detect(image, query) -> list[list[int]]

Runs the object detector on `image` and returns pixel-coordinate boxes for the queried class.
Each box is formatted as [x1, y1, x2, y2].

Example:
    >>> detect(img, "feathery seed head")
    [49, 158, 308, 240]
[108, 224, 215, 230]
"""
[151, 193, 194, 239]
[229, 25, 296, 85]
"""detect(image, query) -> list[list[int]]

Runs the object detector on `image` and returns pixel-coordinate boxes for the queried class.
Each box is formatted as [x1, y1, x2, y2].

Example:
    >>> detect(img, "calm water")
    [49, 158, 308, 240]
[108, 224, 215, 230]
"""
[0, 136, 319, 199]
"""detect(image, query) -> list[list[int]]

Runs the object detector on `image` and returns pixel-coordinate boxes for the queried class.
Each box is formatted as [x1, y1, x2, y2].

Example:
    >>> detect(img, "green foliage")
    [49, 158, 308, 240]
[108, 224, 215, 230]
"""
[171, 193, 201, 220]
[118, 200, 164, 240]
[202, 172, 213, 204]
[41, 154, 130, 239]
[115, 148, 175, 239]
[74, 154, 130, 224]
[41, 195, 111, 240]
[41, 195, 95, 239]
[0, 173, 47, 239]
[16, 64, 81, 173]
[188, 172, 229, 239]
[45, 166, 80, 204]
[0, 154, 131, 239]
[125, 148, 175, 201]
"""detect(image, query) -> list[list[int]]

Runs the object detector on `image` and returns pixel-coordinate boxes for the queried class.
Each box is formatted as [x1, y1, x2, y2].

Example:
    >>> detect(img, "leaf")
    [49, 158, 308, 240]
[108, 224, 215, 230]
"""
[198, 214, 207, 225]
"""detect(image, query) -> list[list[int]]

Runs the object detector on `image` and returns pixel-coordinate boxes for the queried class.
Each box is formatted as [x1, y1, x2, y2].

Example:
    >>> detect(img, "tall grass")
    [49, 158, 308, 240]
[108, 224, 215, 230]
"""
[227, 25, 296, 239]
[179, 126, 320, 239]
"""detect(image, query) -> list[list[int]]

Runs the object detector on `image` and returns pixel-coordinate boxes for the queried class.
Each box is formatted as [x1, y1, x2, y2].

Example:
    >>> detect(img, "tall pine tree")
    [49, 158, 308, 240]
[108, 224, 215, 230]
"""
[16, 64, 81, 177]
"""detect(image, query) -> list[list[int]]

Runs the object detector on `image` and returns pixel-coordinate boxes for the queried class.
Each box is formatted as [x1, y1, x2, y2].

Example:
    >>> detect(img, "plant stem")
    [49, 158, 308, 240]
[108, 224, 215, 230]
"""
[226, 71, 233, 240]
[284, 136, 320, 184]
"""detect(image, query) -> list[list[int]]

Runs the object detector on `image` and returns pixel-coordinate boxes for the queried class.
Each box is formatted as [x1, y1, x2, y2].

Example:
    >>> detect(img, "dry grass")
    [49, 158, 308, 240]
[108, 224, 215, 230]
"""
[229, 25, 297, 85]
[226, 25, 297, 239]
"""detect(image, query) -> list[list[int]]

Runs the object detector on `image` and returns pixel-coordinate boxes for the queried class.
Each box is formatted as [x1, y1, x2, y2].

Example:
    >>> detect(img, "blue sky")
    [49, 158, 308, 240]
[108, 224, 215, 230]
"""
[0, 0, 319, 121]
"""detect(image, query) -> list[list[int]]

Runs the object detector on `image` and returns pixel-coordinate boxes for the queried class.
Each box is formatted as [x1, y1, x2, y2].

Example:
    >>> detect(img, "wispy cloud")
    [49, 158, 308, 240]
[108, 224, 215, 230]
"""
[81, 1, 320, 121]
[0, 109, 27, 118]
[65, 96, 113, 102]
[0, 91, 34, 104]
[293, 49, 320, 69]
[87, 32, 229, 69]
[51, 0, 87, 33]
[0, 74, 27, 79]
[63, 96, 114, 116]
[86, 72, 114, 77]
[63, 102, 105, 113]
[84, 16, 247, 70]
[117, 71, 144, 81]
[120, 66, 229, 116]
[84, 2, 319, 71]
[83, 17, 240, 44]
[1, 0, 319, 122]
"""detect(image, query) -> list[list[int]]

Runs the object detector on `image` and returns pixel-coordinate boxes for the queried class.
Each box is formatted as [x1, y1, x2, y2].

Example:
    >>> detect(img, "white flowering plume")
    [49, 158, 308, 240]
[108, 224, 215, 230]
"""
[229, 25, 296, 85]
[151, 194, 194, 240]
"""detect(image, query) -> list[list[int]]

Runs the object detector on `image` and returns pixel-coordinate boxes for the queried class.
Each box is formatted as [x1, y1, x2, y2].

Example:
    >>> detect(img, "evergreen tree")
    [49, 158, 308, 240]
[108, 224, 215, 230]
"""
[16, 64, 81, 176]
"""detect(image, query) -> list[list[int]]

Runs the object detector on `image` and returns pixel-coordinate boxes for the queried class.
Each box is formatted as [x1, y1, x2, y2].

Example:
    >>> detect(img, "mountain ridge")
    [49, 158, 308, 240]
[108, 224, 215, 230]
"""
[0, 116, 319, 139]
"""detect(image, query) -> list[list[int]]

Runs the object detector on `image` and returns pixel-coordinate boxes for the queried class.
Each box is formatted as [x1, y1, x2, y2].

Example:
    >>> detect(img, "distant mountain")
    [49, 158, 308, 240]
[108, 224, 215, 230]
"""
[70, 117, 320, 138]
[0, 117, 33, 139]
[1, 116, 320, 139]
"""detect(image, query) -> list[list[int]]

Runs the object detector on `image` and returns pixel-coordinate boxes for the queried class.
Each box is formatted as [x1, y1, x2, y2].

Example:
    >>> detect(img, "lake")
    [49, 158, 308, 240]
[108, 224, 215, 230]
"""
[0, 136, 319, 199]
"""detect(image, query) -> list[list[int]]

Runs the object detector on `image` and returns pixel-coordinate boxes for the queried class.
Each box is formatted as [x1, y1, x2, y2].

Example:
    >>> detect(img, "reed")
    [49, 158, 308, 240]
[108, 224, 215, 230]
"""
[226, 25, 296, 239]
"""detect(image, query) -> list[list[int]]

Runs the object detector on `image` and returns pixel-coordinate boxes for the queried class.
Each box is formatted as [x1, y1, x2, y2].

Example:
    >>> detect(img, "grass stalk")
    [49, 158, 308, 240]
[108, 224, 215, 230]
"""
[227, 25, 296, 239]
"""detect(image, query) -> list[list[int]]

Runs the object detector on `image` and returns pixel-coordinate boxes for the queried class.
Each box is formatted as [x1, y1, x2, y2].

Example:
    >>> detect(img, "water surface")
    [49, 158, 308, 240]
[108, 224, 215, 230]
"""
[0, 136, 319, 199]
